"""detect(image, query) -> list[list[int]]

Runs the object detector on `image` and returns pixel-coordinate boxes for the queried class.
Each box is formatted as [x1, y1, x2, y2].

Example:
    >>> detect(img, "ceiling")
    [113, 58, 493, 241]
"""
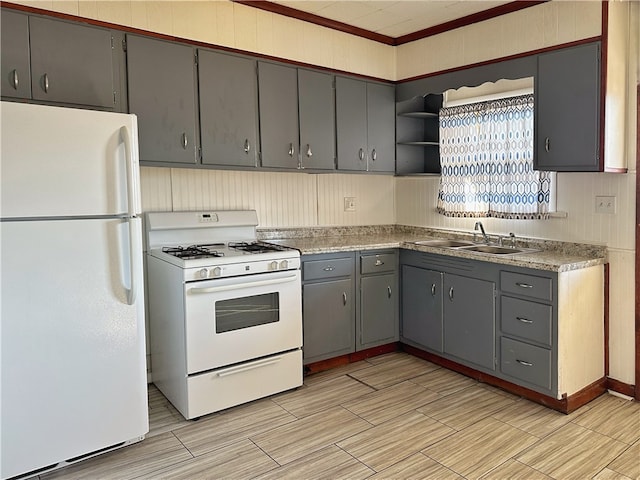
[270, 1, 513, 39]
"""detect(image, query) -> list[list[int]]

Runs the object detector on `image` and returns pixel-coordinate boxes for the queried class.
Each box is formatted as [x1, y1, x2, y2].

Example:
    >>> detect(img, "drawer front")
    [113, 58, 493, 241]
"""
[304, 257, 353, 281]
[501, 296, 552, 346]
[501, 271, 553, 301]
[361, 253, 395, 274]
[500, 337, 551, 390]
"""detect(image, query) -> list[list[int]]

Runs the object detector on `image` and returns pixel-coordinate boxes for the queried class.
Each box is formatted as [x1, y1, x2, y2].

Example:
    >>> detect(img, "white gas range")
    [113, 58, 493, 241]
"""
[145, 210, 302, 420]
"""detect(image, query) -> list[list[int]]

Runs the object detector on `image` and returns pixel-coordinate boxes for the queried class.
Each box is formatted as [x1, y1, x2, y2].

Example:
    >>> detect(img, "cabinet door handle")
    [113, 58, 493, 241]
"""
[387, 286, 392, 298]
[11, 69, 18, 90]
[515, 282, 534, 289]
[306, 144, 313, 157]
[544, 137, 551, 152]
[342, 292, 347, 306]
[288, 143, 295, 157]
[516, 359, 533, 367]
[448, 286, 454, 301]
[323, 266, 334, 272]
[517, 317, 533, 324]
[358, 148, 365, 161]
[42, 73, 49, 93]
[244, 139, 251, 154]
[371, 148, 377, 161]
[181, 133, 188, 149]
[431, 284, 436, 296]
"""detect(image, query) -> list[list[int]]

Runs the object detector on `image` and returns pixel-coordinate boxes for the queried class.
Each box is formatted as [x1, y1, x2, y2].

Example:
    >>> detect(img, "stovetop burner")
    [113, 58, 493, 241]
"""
[228, 241, 287, 254]
[162, 244, 225, 260]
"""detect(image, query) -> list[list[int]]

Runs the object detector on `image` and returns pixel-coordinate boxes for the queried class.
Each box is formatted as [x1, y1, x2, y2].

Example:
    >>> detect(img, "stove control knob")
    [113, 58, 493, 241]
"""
[199, 268, 209, 279]
[213, 267, 222, 277]
[279, 259, 289, 270]
[270, 261, 278, 271]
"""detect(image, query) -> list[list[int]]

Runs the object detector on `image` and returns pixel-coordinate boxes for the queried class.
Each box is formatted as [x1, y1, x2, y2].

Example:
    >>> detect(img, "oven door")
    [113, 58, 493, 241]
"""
[184, 269, 302, 373]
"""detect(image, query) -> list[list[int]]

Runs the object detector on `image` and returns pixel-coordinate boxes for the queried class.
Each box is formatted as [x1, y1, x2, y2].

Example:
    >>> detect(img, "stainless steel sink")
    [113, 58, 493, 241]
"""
[413, 239, 475, 248]
[461, 245, 525, 255]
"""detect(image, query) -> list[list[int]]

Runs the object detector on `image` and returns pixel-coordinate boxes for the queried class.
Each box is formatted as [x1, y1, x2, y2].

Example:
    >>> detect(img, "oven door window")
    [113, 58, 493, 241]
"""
[215, 292, 279, 333]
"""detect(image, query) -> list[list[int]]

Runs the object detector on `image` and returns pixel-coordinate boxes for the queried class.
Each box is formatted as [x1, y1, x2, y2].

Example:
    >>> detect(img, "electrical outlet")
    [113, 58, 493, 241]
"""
[595, 195, 616, 214]
[344, 197, 356, 212]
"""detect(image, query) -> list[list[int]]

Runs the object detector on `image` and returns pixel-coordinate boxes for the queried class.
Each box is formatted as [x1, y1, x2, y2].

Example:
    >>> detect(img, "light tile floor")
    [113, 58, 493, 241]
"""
[41, 352, 640, 480]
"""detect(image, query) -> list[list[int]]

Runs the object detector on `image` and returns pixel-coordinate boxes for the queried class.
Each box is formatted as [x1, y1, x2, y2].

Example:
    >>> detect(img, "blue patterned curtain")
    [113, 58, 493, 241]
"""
[437, 94, 551, 219]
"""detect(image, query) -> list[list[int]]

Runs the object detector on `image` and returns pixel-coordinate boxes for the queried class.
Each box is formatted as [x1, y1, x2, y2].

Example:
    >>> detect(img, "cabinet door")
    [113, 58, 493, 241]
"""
[127, 35, 198, 164]
[303, 279, 354, 363]
[1, 10, 31, 99]
[199, 50, 259, 167]
[443, 274, 495, 370]
[258, 62, 299, 169]
[336, 76, 368, 171]
[366, 82, 396, 172]
[535, 42, 600, 171]
[401, 266, 443, 352]
[29, 17, 114, 108]
[298, 69, 335, 170]
[359, 273, 398, 349]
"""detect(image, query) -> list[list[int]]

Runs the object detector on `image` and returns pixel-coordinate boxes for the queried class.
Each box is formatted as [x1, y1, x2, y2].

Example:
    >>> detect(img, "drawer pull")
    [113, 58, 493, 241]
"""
[515, 282, 534, 289]
[517, 317, 534, 324]
[323, 266, 335, 272]
[375, 259, 384, 266]
[516, 359, 533, 367]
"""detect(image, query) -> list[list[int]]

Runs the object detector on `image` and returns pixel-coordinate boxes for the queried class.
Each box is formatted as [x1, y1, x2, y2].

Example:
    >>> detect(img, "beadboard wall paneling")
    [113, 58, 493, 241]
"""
[168, 169, 318, 228]
[140, 167, 173, 212]
[317, 174, 396, 226]
[396, 1, 601, 80]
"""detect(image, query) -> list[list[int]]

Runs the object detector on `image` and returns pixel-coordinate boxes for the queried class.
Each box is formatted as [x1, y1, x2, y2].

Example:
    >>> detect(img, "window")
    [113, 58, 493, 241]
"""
[436, 82, 555, 220]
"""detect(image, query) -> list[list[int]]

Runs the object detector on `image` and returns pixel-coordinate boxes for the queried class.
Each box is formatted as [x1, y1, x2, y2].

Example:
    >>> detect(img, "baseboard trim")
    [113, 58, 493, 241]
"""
[304, 343, 399, 375]
[606, 377, 635, 398]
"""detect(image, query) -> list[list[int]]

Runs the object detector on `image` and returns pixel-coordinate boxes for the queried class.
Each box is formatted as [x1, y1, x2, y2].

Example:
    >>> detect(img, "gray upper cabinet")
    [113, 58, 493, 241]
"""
[366, 82, 395, 172]
[535, 42, 601, 171]
[258, 62, 300, 169]
[29, 17, 115, 108]
[198, 50, 259, 167]
[1, 10, 116, 109]
[1, 10, 31, 99]
[126, 35, 199, 165]
[298, 69, 335, 170]
[336, 76, 395, 172]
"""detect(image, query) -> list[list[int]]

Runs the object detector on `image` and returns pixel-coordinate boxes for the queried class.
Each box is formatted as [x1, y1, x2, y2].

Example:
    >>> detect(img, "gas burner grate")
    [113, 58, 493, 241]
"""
[162, 244, 225, 259]
[228, 241, 285, 254]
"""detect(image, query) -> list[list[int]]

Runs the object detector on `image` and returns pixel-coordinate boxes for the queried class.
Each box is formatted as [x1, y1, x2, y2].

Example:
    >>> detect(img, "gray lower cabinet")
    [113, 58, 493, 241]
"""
[301, 253, 355, 364]
[126, 35, 199, 165]
[336, 76, 395, 172]
[1, 9, 118, 109]
[358, 251, 399, 350]
[198, 50, 259, 167]
[400, 265, 443, 352]
[535, 42, 600, 171]
[442, 273, 495, 370]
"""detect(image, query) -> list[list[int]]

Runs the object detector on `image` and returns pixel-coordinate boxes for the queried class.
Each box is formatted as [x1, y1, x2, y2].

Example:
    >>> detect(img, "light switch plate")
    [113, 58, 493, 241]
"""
[595, 195, 616, 214]
[344, 197, 356, 212]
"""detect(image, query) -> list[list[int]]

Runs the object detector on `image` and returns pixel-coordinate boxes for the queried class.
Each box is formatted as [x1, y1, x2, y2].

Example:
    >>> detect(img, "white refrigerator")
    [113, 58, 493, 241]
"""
[0, 101, 148, 479]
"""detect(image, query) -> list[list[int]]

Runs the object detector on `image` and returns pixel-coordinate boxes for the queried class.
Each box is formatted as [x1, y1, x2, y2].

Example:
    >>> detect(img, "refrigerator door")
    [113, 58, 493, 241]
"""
[0, 101, 141, 219]
[0, 217, 148, 479]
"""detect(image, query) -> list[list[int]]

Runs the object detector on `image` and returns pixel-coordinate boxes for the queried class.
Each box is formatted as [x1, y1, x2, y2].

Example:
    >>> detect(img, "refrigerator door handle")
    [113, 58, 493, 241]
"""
[126, 217, 141, 306]
[120, 125, 137, 217]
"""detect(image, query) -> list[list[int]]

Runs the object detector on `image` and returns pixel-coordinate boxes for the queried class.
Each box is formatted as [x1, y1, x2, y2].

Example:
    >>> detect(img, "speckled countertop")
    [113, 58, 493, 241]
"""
[259, 225, 607, 273]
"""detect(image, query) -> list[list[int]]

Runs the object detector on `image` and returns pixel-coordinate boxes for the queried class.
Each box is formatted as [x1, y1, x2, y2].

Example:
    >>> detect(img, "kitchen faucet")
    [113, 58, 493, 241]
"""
[474, 221, 490, 244]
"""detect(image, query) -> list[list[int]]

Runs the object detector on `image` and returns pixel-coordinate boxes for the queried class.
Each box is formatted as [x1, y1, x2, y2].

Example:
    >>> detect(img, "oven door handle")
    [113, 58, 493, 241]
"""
[188, 274, 298, 295]
[217, 356, 283, 377]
